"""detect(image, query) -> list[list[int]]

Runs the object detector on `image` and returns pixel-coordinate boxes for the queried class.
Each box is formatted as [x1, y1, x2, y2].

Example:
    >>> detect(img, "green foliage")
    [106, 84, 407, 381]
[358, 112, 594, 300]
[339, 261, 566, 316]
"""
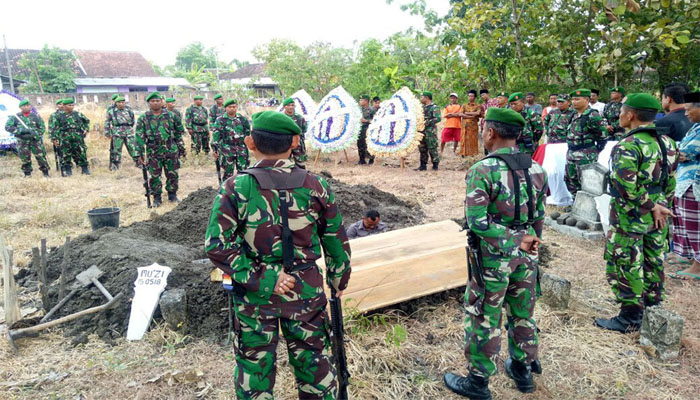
[175, 42, 218, 70]
[17, 45, 76, 93]
[385, 323, 407, 348]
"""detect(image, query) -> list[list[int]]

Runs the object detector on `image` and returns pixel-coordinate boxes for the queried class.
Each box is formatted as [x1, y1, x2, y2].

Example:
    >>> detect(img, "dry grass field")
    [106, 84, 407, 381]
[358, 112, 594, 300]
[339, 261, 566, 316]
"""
[1, 105, 699, 399]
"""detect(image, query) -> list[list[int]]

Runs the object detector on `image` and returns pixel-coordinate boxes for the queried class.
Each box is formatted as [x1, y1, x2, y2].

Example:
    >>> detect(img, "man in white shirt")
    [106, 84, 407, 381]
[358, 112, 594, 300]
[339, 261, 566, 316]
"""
[590, 89, 606, 114]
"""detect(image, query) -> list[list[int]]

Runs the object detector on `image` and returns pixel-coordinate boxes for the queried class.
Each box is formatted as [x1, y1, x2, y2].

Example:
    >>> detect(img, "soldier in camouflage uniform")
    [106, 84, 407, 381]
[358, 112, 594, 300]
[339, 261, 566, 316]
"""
[53, 98, 91, 176]
[416, 91, 441, 171]
[104, 96, 136, 169]
[357, 94, 376, 165]
[508, 92, 544, 155]
[212, 99, 250, 181]
[282, 97, 308, 163]
[544, 94, 575, 144]
[185, 95, 210, 154]
[564, 89, 607, 196]
[4, 100, 50, 177]
[210, 94, 225, 126]
[603, 86, 625, 140]
[595, 93, 678, 333]
[134, 92, 186, 206]
[205, 111, 351, 400]
[444, 108, 547, 399]
[165, 97, 182, 122]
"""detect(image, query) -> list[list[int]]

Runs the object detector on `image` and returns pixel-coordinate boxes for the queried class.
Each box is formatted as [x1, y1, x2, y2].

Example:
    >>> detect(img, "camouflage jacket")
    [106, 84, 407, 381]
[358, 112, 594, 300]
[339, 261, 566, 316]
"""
[566, 107, 606, 161]
[185, 105, 209, 132]
[517, 108, 544, 153]
[608, 125, 678, 235]
[205, 159, 352, 304]
[422, 103, 441, 135]
[48, 111, 61, 140]
[235, 113, 251, 136]
[212, 114, 246, 152]
[361, 106, 376, 130]
[209, 104, 225, 126]
[104, 107, 135, 137]
[544, 108, 574, 144]
[465, 146, 548, 258]
[55, 111, 90, 140]
[287, 112, 307, 136]
[5, 112, 45, 141]
[603, 101, 624, 139]
[134, 110, 186, 158]
[169, 108, 182, 123]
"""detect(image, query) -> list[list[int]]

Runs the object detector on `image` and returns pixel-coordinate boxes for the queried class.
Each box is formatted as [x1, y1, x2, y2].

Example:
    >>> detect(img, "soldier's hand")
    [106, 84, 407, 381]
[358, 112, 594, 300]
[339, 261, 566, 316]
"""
[335, 290, 344, 298]
[52, 140, 59, 146]
[678, 152, 688, 162]
[274, 271, 296, 295]
[137, 156, 145, 166]
[520, 235, 542, 255]
[606, 125, 613, 133]
[651, 204, 674, 230]
[213, 151, 219, 159]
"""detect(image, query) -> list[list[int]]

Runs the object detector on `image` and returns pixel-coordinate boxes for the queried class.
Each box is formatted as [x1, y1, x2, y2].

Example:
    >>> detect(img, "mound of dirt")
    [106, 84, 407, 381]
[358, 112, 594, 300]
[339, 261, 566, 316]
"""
[36, 176, 423, 341]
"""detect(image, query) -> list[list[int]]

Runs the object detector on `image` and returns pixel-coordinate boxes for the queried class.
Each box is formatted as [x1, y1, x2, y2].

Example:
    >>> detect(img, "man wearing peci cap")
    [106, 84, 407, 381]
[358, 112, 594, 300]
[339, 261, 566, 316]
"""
[564, 89, 607, 196]
[416, 91, 442, 170]
[205, 110, 352, 399]
[134, 92, 187, 206]
[603, 86, 626, 140]
[53, 98, 91, 176]
[209, 93, 225, 127]
[281, 97, 308, 163]
[4, 99, 50, 177]
[444, 107, 547, 399]
[441, 93, 463, 154]
[509, 92, 544, 155]
[544, 94, 574, 144]
[186, 95, 210, 155]
[104, 96, 137, 170]
[357, 94, 376, 165]
[212, 99, 250, 180]
[479, 89, 501, 133]
[590, 89, 606, 114]
[595, 93, 678, 333]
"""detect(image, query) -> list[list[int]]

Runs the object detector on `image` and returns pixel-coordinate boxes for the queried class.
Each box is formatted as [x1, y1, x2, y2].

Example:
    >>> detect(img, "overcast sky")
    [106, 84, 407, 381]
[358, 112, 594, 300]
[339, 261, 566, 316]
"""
[2, 0, 450, 67]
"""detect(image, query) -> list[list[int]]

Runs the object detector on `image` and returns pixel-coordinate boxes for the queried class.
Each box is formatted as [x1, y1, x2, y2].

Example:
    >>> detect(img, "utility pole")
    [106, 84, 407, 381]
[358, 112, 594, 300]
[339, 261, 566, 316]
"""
[3, 34, 15, 94]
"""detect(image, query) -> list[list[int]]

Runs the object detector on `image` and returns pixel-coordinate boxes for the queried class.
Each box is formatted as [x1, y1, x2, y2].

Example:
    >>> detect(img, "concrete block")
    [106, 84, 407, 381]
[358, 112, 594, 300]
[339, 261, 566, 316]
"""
[540, 273, 571, 309]
[544, 218, 605, 241]
[159, 289, 187, 331]
[640, 305, 684, 360]
[572, 191, 601, 222]
[580, 163, 609, 196]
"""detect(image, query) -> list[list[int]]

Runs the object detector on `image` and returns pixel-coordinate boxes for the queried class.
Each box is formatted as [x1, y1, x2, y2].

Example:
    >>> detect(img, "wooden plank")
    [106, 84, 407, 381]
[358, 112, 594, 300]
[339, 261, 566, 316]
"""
[1, 236, 21, 327]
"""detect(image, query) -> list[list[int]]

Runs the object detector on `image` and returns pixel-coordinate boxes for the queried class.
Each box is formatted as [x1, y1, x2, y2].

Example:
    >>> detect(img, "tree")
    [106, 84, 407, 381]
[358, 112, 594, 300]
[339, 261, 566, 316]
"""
[175, 42, 218, 71]
[17, 46, 76, 93]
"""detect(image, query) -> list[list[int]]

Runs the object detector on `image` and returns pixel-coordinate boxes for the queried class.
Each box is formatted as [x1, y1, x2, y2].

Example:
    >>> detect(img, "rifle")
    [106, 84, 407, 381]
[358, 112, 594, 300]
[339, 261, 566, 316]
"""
[141, 165, 152, 208]
[215, 155, 222, 184]
[329, 286, 350, 400]
[53, 143, 65, 177]
[466, 230, 485, 290]
[108, 135, 115, 170]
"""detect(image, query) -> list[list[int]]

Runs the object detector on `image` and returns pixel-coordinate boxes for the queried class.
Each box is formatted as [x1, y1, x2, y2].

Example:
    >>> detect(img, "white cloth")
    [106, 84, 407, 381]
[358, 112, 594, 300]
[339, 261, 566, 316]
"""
[590, 101, 606, 114]
[594, 141, 617, 233]
[541, 143, 573, 206]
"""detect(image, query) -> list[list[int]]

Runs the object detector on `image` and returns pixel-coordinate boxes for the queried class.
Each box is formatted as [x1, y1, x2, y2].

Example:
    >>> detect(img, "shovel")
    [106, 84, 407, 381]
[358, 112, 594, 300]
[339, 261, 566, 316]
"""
[40, 265, 111, 323]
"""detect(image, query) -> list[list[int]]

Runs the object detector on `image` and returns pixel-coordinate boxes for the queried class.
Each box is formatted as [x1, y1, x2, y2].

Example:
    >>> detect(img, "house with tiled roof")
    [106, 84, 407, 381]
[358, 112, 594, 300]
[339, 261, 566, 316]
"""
[218, 63, 280, 97]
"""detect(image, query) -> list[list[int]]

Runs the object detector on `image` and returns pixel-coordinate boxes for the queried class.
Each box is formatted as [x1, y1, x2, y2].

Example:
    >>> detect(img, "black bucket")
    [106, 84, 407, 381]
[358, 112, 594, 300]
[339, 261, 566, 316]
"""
[87, 207, 121, 231]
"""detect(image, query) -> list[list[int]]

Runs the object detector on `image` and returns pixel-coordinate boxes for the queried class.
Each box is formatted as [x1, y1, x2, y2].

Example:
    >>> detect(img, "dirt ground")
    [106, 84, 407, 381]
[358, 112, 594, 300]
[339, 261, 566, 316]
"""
[1, 120, 699, 399]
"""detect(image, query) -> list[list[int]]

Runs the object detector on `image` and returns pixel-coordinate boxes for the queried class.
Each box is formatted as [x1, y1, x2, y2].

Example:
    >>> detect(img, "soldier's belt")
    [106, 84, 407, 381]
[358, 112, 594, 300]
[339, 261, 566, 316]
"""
[285, 261, 317, 274]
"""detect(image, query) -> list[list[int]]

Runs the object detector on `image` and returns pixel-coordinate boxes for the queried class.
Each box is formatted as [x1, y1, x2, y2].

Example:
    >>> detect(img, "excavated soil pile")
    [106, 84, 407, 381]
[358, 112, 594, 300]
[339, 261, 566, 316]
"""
[35, 177, 423, 341]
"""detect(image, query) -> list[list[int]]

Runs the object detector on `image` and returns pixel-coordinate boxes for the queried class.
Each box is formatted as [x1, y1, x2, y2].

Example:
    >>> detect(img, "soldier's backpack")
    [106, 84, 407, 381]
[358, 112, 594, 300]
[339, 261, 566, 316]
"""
[484, 152, 535, 228]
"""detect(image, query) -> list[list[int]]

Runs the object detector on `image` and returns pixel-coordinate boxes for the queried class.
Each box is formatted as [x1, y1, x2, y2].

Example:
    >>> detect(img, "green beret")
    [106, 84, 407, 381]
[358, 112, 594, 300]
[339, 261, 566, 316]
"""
[62, 98, 75, 105]
[146, 92, 162, 102]
[214, 94, 223, 100]
[360, 94, 370, 100]
[19, 99, 30, 107]
[55, 99, 63, 105]
[165, 97, 176, 103]
[610, 86, 626, 95]
[508, 92, 524, 102]
[252, 110, 301, 135]
[193, 95, 204, 100]
[496, 91, 509, 98]
[485, 107, 526, 128]
[111, 94, 120, 101]
[282, 97, 295, 106]
[224, 99, 237, 107]
[422, 91, 433, 99]
[623, 93, 661, 112]
[569, 89, 591, 98]
[114, 96, 125, 102]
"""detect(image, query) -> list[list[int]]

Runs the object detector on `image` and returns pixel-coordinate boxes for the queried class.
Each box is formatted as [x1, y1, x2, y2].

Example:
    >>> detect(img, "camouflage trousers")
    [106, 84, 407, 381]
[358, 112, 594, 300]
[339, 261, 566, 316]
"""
[17, 138, 49, 174]
[564, 156, 597, 195]
[464, 253, 538, 377]
[232, 295, 337, 400]
[604, 227, 667, 312]
[146, 154, 179, 195]
[60, 134, 88, 168]
[357, 127, 374, 162]
[191, 130, 210, 154]
[419, 130, 440, 164]
[110, 135, 137, 166]
[292, 134, 308, 163]
[220, 146, 249, 182]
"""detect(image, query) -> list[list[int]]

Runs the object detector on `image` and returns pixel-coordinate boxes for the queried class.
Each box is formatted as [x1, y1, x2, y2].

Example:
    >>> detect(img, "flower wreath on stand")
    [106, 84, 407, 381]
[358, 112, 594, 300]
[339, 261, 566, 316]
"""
[308, 86, 361, 154]
[367, 87, 424, 159]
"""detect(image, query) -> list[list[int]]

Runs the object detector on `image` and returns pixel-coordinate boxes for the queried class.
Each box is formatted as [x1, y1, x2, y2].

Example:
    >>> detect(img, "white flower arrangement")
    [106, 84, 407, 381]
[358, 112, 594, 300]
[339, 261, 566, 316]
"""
[367, 87, 424, 158]
[308, 86, 362, 153]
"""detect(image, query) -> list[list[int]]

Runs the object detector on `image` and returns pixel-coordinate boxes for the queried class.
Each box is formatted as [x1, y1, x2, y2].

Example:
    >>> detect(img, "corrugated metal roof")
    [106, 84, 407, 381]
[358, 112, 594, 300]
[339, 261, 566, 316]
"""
[74, 77, 192, 87]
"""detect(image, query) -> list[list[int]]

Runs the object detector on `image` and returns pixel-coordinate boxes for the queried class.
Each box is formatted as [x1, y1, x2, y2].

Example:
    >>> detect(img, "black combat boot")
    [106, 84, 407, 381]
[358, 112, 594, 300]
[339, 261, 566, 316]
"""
[594, 307, 642, 333]
[432, 162, 439, 170]
[167, 192, 179, 203]
[153, 194, 162, 207]
[42, 170, 50, 178]
[368, 157, 375, 165]
[505, 358, 535, 393]
[531, 359, 543, 375]
[357, 158, 367, 165]
[81, 166, 90, 175]
[64, 166, 72, 176]
[23, 171, 31, 177]
[414, 162, 427, 171]
[443, 372, 491, 400]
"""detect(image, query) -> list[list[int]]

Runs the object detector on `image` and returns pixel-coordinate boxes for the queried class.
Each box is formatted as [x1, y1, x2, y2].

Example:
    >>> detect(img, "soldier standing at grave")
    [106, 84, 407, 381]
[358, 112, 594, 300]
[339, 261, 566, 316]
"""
[210, 94, 225, 126]
[444, 108, 547, 399]
[357, 94, 376, 165]
[212, 99, 249, 180]
[4, 99, 50, 177]
[416, 91, 441, 171]
[544, 94, 575, 144]
[185, 95, 210, 155]
[134, 92, 186, 206]
[603, 86, 626, 140]
[205, 110, 351, 399]
[508, 92, 544, 155]
[104, 96, 137, 170]
[564, 89, 607, 196]
[281, 97, 308, 163]
[53, 98, 91, 176]
[595, 93, 678, 333]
